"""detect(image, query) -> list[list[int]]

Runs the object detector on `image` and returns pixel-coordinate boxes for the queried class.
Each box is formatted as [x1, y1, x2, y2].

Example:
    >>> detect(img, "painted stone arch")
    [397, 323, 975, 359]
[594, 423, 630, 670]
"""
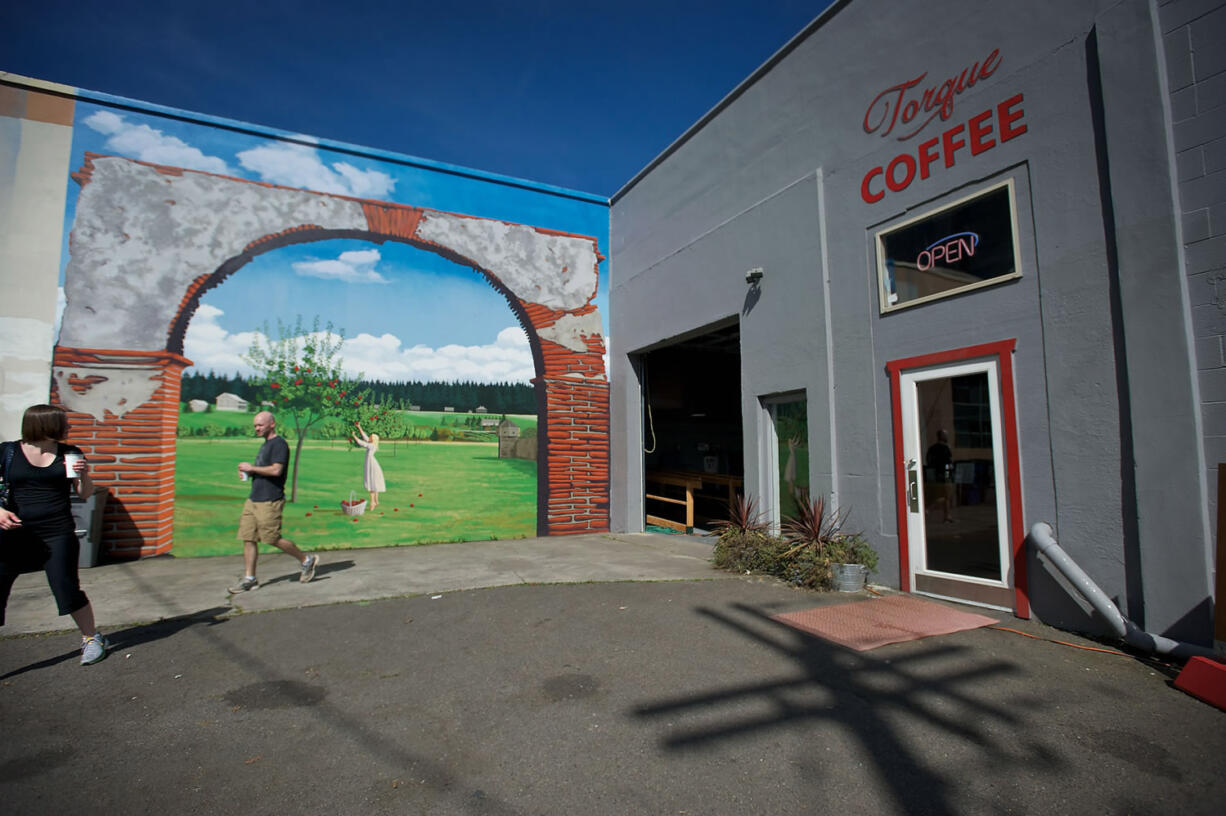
[53, 154, 609, 557]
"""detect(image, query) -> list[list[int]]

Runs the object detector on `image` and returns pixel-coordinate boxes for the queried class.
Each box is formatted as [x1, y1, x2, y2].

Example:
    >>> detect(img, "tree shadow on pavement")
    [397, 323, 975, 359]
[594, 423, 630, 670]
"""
[631, 601, 1062, 816]
[6, 558, 524, 814]
[192, 605, 524, 815]
[112, 552, 521, 814]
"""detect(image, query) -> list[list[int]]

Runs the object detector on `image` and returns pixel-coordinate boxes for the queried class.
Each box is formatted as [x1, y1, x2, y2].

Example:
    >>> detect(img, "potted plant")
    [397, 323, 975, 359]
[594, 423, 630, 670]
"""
[781, 497, 878, 591]
[824, 533, 879, 592]
[707, 495, 784, 574]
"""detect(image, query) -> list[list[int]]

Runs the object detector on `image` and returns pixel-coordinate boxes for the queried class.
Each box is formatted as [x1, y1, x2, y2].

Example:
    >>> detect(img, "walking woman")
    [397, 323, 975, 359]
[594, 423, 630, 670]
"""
[0, 404, 109, 664]
[350, 422, 387, 509]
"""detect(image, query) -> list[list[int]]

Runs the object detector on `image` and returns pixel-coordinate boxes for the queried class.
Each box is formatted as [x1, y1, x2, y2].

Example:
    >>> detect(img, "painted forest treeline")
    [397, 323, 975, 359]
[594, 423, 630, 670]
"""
[180, 371, 536, 414]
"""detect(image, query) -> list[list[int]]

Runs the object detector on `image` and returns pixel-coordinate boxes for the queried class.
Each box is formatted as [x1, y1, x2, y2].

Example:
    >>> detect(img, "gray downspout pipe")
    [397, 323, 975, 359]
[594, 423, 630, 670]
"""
[1028, 522, 1219, 661]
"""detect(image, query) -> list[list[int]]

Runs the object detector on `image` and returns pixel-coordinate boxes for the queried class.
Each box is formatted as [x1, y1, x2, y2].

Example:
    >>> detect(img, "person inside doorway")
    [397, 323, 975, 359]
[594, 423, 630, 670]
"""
[926, 429, 956, 523]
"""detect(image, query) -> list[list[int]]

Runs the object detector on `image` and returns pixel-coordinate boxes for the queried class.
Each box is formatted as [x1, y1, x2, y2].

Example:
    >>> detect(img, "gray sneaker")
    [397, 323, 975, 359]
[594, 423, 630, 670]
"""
[299, 554, 319, 583]
[228, 576, 259, 593]
[81, 633, 109, 665]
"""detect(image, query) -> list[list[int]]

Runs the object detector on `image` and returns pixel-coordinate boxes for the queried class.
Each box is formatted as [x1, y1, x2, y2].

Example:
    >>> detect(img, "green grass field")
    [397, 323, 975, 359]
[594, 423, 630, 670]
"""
[172, 438, 537, 557]
[176, 408, 537, 438]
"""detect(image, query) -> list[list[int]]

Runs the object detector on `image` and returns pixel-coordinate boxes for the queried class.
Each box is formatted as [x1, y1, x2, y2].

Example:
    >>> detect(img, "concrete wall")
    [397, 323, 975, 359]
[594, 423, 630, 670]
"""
[610, 0, 1216, 642]
[0, 77, 75, 440]
[1159, 0, 1226, 594]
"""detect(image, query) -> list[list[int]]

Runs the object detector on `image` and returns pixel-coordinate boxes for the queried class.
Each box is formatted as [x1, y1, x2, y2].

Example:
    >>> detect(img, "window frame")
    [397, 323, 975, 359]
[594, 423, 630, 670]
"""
[875, 178, 1023, 314]
[760, 391, 809, 532]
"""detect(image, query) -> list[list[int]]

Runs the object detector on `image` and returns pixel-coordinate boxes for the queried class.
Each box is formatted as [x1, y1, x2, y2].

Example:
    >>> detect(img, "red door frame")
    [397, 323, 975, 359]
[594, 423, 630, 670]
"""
[885, 338, 1029, 618]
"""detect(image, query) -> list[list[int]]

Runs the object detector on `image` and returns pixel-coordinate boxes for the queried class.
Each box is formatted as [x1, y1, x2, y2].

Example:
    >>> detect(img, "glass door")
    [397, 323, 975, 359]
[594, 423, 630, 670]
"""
[899, 360, 1013, 609]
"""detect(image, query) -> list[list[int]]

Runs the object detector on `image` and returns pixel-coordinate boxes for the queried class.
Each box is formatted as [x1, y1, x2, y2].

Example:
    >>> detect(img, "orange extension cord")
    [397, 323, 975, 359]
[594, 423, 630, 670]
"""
[864, 586, 1139, 660]
[988, 625, 1129, 656]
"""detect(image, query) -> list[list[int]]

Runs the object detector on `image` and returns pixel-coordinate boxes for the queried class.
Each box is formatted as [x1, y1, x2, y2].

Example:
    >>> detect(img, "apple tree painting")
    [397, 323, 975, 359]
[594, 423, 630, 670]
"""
[242, 316, 367, 503]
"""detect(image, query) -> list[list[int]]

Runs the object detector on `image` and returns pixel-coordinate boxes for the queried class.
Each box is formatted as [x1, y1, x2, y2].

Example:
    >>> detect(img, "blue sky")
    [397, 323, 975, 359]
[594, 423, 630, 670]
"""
[2, 0, 830, 196]
[8, 1, 834, 383]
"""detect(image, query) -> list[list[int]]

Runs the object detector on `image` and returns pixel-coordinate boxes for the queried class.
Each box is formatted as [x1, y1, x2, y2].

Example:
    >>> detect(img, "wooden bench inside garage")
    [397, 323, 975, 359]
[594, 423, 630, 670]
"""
[645, 471, 702, 533]
[645, 470, 744, 533]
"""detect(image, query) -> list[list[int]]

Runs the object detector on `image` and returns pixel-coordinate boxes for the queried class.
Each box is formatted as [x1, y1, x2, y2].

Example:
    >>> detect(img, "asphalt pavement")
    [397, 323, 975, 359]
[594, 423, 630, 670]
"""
[2, 532, 1224, 815]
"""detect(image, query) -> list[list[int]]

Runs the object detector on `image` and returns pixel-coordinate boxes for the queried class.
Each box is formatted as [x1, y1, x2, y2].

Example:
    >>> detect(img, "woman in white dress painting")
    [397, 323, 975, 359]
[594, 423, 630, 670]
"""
[350, 422, 387, 509]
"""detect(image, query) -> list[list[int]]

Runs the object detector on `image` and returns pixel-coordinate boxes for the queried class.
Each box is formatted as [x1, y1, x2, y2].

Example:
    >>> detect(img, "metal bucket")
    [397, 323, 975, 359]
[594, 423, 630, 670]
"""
[832, 563, 867, 592]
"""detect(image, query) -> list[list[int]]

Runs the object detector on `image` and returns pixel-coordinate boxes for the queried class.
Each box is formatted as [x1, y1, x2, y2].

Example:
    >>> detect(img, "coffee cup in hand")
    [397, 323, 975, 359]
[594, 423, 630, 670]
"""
[64, 453, 83, 479]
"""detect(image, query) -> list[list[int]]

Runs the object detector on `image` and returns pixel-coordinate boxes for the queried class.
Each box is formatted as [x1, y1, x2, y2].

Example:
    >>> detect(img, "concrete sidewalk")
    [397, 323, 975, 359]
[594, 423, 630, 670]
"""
[2, 531, 725, 636]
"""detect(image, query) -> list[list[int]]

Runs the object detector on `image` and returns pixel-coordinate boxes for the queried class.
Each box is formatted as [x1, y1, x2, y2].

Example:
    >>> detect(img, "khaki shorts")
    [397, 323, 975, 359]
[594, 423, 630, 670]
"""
[237, 499, 285, 544]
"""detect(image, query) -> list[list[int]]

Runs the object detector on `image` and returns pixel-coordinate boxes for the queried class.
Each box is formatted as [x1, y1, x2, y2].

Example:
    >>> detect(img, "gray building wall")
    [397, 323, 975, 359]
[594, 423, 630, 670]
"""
[610, 0, 1217, 642]
[1159, 0, 1226, 585]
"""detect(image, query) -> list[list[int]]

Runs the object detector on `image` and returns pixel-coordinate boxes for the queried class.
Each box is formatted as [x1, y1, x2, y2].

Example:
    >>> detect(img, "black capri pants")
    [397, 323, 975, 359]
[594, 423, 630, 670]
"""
[0, 524, 90, 626]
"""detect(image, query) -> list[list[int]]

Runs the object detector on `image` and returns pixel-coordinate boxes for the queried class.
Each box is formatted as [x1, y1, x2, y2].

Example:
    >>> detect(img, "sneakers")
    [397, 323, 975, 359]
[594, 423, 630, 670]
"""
[299, 554, 319, 583]
[228, 559, 315, 592]
[81, 633, 109, 666]
[228, 576, 259, 593]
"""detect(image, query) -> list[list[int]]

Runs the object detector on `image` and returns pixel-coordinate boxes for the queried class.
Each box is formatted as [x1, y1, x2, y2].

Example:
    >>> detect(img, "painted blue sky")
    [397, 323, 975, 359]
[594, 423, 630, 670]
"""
[60, 101, 609, 383]
[2, 0, 830, 196]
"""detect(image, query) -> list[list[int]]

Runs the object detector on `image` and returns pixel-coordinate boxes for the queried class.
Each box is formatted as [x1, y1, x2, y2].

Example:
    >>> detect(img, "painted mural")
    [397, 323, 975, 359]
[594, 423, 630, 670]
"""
[51, 100, 610, 559]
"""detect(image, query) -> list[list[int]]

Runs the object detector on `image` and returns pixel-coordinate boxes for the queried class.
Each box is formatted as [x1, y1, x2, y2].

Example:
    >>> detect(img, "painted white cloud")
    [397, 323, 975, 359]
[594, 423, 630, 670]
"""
[342, 326, 535, 384]
[184, 305, 534, 384]
[291, 248, 388, 283]
[339, 249, 379, 264]
[182, 304, 262, 378]
[236, 140, 395, 198]
[82, 111, 231, 174]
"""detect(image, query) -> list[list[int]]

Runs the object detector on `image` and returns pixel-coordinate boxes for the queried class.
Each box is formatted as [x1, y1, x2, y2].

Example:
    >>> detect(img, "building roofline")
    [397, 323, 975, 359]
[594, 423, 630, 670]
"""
[1, 71, 609, 207]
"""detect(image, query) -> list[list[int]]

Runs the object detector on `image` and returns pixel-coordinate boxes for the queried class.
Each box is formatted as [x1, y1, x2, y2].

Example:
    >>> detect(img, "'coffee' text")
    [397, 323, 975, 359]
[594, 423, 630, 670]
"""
[861, 93, 1026, 205]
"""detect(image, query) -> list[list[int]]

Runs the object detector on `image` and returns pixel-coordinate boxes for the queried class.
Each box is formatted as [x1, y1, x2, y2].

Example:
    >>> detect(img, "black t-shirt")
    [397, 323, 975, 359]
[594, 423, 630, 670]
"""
[3, 441, 81, 533]
[250, 435, 290, 502]
[927, 442, 953, 482]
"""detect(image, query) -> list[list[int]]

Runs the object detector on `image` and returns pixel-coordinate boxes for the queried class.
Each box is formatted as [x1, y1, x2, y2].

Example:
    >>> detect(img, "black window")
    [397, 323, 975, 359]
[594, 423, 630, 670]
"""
[877, 181, 1020, 311]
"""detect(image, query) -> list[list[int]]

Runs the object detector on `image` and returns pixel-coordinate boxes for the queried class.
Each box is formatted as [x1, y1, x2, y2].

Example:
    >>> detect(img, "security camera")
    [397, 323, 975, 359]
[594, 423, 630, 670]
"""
[745, 267, 764, 284]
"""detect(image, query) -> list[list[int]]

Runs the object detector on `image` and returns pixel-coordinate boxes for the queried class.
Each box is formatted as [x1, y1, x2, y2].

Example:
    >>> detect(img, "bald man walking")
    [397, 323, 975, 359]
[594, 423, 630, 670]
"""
[229, 411, 318, 593]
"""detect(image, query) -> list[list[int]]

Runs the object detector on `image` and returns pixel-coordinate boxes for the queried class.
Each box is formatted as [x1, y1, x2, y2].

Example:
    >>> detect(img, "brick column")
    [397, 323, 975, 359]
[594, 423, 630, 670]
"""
[51, 347, 191, 558]
[537, 340, 609, 535]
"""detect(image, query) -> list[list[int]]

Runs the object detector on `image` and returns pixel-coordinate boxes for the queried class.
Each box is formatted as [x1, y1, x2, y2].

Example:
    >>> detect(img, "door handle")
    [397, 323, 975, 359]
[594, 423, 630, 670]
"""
[906, 460, 920, 513]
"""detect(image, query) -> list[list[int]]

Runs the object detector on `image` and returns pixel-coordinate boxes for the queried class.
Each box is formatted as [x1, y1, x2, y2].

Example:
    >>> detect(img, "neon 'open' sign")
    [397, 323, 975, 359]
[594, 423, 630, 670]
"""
[917, 232, 979, 271]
